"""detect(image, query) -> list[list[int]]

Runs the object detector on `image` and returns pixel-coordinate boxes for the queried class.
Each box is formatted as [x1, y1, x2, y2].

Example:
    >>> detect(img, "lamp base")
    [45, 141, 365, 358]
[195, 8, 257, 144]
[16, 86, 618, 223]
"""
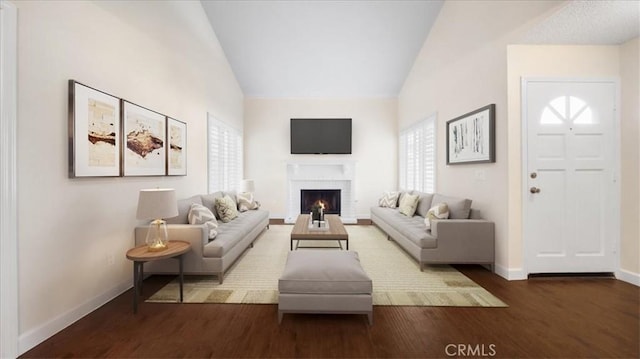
[145, 219, 169, 252]
[147, 241, 168, 252]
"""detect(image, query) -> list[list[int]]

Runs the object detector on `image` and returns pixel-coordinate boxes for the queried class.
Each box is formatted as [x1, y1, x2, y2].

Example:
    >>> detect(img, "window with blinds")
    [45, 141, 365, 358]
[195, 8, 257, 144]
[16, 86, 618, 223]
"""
[399, 115, 436, 193]
[207, 114, 243, 193]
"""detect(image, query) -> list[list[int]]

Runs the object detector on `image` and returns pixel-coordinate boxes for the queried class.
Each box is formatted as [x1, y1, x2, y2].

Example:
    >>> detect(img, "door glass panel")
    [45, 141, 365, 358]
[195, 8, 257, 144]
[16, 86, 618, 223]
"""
[540, 96, 595, 125]
[540, 108, 563, 124]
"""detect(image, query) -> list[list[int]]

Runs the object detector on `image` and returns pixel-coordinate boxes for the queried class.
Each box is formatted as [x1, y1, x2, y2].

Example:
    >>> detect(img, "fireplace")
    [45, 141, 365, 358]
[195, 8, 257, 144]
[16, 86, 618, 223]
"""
[300, 189, 341, 216]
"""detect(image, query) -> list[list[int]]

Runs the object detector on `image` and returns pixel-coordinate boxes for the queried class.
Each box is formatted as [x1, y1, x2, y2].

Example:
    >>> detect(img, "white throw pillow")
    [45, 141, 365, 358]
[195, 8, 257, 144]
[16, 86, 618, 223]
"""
[188, 203, 218, 239]
[378, 191, 400, 208]
[237, 192, 260, 212]
[215, 195, 239, 223]
[424, 202, 450, 230]
[399, 193, 420, 217]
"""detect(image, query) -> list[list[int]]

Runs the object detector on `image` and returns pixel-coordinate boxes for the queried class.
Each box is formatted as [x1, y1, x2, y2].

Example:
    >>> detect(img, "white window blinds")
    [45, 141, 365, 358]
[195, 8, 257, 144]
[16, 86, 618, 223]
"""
[399, 115, 436, 193]
[207, 114, 243, 193]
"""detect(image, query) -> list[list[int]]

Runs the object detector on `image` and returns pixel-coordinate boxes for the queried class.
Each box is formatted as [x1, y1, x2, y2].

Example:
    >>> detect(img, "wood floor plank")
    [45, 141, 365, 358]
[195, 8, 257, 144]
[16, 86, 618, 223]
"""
[20, 265, 639, 358]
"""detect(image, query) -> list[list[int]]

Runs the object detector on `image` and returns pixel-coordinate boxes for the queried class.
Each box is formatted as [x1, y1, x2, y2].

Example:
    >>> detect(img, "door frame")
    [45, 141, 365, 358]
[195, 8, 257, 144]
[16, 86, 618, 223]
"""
[0, 0, 19, 357]
[521, 77, 621, 277]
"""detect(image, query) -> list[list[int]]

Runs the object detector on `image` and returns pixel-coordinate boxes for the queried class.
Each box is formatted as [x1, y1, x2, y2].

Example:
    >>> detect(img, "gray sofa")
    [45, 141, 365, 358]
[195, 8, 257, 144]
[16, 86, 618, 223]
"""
[135, 191, 269, 284]
[370, 191, 494, 271]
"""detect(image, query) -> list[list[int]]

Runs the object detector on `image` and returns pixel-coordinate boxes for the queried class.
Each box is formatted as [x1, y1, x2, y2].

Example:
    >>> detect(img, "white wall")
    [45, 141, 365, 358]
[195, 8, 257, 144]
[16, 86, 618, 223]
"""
[15, 0, 243, 353]
[398, 0, 561, 277]
[619, 37, 640, 280]
[244, 98, 397, 219]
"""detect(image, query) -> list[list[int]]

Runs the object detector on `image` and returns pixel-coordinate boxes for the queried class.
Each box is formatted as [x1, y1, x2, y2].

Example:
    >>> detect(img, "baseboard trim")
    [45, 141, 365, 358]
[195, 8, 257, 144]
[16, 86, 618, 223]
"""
[18, 279, 131, 355]
[494, 264, 527, 281]
[616, 268, 640, 286]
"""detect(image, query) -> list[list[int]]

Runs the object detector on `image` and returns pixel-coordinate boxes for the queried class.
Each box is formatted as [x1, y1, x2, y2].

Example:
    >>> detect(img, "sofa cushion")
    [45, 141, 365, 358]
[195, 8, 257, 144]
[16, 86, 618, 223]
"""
[371, 206, 437, 248]
[424, 202, 450, 230]
[203, 209, 269, 257]
[166, 195, 203, 224]
[414, 191, 434, 218]
[399, 193, 420, 217]
[215, 195, 239, 223]
[378, 191, 400, 208]
[237, 192, 260, 212]
[279, 251, 372, 294]
[432, 194, 472, 219]
[188, 203, 218, 239]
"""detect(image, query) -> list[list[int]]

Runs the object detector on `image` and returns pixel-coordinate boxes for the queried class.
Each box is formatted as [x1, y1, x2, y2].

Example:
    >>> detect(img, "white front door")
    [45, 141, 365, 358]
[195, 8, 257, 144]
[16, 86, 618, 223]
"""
[523, 79, 618, 274]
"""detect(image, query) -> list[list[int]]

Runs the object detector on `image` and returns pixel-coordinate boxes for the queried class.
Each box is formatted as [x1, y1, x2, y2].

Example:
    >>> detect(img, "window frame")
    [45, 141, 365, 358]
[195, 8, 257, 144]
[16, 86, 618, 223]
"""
[399, 114, 436, 193]
[207, 113, 243, 193]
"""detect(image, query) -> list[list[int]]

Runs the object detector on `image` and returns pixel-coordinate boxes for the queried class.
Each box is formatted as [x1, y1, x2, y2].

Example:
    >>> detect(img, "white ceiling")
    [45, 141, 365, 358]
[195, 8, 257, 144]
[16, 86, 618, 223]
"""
[521, 0, 640, 45]
[201, 0, 639, 98]
[201, 0, 443, 98]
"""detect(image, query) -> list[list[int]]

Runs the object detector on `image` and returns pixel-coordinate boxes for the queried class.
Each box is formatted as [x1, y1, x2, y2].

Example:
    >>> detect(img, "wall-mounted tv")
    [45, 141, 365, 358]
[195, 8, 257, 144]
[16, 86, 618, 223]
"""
[290, 118, 352, 154]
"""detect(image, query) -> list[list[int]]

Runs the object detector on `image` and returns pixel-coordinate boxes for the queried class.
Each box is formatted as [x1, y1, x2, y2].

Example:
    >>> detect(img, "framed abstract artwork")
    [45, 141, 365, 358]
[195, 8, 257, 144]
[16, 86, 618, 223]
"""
[122, 101, 167, 176]
[446, 104, 496, 165]
[167, 117, 187, 176]
[68, 80, 121, 177]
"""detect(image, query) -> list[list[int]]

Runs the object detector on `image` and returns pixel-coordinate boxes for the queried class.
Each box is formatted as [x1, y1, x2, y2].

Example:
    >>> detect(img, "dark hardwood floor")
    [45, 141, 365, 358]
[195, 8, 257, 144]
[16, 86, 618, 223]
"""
[21, 265, 639, 358]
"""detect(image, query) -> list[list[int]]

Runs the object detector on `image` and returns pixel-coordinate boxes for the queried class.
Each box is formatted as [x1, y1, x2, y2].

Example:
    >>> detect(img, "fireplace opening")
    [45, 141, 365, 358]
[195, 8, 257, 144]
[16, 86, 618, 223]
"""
[300, 189, 341, 216]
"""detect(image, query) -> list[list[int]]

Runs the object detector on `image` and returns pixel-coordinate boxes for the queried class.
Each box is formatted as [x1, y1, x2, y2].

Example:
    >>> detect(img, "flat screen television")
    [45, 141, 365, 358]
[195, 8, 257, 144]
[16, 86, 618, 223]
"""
[290, 118, 352, 154]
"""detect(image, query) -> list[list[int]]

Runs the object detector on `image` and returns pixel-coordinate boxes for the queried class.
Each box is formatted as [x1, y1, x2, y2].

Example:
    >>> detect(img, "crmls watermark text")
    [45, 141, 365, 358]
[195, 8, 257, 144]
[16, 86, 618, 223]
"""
[445, 344, 496, 357]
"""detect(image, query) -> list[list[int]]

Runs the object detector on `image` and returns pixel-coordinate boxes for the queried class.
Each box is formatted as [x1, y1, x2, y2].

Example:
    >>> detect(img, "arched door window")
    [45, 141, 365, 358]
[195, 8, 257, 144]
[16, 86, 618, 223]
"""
[540, 96, 596, 125]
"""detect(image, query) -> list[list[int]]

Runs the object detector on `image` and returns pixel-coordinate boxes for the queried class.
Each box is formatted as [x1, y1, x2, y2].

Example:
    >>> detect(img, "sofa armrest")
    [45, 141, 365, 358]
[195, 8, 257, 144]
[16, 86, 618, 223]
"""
[430, 219, 495, 262]
[134, 224, 209, 255]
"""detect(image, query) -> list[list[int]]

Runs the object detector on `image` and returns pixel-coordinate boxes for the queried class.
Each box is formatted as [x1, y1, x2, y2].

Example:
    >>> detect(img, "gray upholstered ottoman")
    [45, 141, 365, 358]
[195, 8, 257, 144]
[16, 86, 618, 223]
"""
[278, 250, 373, 324]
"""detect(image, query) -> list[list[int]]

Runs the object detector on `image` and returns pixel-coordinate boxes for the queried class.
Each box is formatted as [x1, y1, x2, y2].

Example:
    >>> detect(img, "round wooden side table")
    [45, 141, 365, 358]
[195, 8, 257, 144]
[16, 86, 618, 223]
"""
[126, 240, 191, 313]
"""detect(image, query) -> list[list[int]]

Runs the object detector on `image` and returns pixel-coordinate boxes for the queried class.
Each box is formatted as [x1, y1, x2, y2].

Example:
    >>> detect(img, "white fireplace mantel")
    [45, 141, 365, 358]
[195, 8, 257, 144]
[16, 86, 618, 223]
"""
[286, 160, 356, 224]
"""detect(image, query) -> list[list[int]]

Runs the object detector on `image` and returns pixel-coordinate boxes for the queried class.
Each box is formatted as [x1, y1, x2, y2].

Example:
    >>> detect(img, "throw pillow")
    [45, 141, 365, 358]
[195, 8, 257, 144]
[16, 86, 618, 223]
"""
[424, 202, 450, 230]
[378, 191, 400, 208]
[215, 195, 239, 223]
[398, 193, 420, 217]
[188, 203, 218, 239]
[237, 192, 260, 212]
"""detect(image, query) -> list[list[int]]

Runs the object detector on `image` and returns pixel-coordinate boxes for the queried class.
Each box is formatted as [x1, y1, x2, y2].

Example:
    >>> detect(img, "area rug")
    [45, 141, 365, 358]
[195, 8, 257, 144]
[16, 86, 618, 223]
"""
[147, 225, 507, 307]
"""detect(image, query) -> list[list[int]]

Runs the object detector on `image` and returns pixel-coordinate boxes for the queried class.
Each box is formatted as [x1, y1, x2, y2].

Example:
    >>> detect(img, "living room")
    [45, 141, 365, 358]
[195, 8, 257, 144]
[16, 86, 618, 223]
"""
[1, 0, 638, 358]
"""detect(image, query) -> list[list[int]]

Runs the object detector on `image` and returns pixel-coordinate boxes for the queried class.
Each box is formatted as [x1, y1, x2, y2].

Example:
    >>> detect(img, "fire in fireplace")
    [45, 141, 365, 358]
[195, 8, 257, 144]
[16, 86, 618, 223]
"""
[300, 189, 341, 216]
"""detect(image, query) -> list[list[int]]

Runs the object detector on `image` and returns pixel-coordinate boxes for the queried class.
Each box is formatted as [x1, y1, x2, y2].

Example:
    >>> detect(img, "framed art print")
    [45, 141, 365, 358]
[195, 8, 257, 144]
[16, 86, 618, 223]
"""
[446, 104, 496, 164]
[122, 101, 167, 176]
[68, 80, 121, 177]
[167, 117, 187, 176]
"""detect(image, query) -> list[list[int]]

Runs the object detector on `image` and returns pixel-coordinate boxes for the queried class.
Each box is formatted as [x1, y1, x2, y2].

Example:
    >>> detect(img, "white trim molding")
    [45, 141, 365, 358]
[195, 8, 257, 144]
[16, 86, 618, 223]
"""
[18, 280, 131, 354]
[0, 1, 18, 357]
[616, 269, 640, 287]
[494, 264, 527, 281]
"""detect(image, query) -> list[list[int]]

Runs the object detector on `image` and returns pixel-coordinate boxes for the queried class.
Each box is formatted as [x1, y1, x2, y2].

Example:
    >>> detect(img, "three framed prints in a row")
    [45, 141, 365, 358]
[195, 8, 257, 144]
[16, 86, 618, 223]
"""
[68, 80, 187, 178]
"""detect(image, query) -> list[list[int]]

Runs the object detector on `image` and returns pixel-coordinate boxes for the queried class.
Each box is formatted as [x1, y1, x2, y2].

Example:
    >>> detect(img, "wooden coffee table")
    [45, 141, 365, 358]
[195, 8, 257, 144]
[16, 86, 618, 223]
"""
[291, 214, 349, 250]
[126, 240, 191, 313]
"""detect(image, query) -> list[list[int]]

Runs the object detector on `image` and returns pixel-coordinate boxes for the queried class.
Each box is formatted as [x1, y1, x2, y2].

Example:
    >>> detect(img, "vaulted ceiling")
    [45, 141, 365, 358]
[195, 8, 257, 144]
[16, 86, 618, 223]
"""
[201, 0, 444, 98]
[201, 0, 639, 98]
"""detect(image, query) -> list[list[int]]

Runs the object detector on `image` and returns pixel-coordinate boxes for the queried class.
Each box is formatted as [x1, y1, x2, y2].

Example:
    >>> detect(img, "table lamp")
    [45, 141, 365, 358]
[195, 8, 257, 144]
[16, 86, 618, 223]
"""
[136, 188, 179, 252]
[240, 179, 255, 193]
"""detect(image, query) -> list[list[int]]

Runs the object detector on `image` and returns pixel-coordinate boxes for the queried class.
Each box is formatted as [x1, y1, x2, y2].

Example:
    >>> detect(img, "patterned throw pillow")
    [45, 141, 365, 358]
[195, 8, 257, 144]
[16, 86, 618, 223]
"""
[188, 203, 218, 239]
[237, 192, 260, 212]
[424, 202, 450, 230]
[378, 191, 400, 208]
[399, 193, 420, 217]
[215, 195, 239, 223]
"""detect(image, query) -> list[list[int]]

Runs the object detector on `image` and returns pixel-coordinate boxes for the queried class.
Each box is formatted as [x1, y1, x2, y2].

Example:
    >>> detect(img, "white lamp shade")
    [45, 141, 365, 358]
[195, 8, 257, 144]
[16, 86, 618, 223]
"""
[240, 179, 255, 193]
[136, 188, 179, 220]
